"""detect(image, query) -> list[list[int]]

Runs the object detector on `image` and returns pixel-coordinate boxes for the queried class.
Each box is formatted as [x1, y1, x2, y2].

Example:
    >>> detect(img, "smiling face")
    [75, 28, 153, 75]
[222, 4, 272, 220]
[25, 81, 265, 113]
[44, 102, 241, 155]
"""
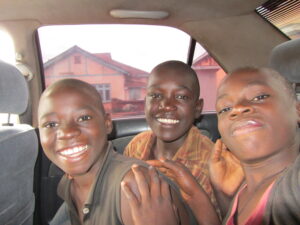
[216, 68, 300, 163]
[145, 61, 203, 145]
[38, 80, 113, 177]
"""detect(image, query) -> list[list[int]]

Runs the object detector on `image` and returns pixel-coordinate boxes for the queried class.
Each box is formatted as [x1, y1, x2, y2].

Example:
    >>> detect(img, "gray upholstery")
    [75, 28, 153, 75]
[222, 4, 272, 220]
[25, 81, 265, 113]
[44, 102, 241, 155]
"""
[269, 38, 300, 83]
[0, 61, 38, 225]
[0, 60, 29, 114]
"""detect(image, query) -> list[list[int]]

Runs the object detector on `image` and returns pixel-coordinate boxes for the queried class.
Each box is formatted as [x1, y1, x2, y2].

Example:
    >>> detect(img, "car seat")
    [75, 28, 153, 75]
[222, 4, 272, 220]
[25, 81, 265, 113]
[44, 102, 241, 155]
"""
[0, 60, 38, 225]
[269, 38, 300, 84]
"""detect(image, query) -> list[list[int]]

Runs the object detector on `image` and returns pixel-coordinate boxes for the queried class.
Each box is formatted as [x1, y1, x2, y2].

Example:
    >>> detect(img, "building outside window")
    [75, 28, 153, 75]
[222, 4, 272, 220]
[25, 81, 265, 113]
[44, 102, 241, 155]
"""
[129, 88, 141, 100]
[74, 55, 81, 64]
[39, 24, 226, 118]
[94, 83, 111, 102]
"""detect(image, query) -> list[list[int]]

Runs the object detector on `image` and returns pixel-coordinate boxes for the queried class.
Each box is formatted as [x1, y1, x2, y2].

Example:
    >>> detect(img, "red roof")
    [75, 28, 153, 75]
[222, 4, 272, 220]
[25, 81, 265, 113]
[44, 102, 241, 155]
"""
[44, 45, 148, 77]
[94, 53, 148, 77]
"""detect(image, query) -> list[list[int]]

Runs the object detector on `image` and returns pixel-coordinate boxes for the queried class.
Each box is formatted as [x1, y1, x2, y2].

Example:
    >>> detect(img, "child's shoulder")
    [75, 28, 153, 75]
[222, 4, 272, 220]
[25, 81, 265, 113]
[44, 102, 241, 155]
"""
[125, 130, 154, 149]
[189, 126, 214, 146]
[132, 130, 153, 140]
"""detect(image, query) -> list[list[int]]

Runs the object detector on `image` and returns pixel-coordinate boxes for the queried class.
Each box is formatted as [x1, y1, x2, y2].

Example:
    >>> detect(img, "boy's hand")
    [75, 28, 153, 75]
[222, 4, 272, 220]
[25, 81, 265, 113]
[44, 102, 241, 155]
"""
[147, 159, 221, 225]
[121, 164, 179, 225]
[209, 139, 244, 196]
[146, 159, 200, 203]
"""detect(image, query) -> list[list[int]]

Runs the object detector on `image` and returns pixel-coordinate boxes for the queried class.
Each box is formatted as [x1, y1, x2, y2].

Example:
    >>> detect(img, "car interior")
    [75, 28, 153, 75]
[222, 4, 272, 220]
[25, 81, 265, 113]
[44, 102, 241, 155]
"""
[0, 61, 38, 224]
[0, 0, 299, 224]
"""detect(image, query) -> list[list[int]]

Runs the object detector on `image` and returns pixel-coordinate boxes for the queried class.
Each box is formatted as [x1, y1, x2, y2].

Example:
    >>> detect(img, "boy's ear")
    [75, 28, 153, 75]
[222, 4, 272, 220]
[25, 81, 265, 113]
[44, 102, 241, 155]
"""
[194, 98, 203, 119]
[105, 113, 113, 135]
[143, 96, 147, 113]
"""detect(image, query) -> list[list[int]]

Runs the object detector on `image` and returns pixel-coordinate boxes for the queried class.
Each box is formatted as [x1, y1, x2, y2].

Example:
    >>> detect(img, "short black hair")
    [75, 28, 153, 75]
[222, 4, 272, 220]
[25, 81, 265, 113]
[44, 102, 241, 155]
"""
[151, 60, 200, 99]
[228, 67, 297, 101]
[41, 78, 105, 112]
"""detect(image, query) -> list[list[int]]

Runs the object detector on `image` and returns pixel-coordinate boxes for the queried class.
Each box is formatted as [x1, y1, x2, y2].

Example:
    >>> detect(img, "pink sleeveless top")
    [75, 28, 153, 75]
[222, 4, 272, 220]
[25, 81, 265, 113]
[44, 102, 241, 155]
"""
[226, 182, 275, 225]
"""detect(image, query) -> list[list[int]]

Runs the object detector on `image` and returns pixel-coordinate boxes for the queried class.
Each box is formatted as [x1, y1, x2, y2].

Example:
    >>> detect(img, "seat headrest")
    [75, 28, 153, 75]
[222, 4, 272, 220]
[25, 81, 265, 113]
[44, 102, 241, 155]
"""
[269, 38, 300, 83]
[0, 60, 29, 114]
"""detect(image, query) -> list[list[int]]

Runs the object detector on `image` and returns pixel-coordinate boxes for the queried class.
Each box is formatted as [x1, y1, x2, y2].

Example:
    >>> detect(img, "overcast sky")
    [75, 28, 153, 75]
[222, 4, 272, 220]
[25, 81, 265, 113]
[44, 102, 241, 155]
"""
[38, 24, 205, 72]
[0, 24, 206, 72]
[0, 31, 15, 64]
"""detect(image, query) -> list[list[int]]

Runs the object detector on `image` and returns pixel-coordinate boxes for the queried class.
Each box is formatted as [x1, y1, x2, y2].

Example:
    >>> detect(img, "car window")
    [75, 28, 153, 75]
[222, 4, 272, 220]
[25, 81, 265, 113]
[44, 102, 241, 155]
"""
[38, 24, 224, 119]
[256, 0, 300, 99]
[256, 0, 300, 39]
[192, 43, 226, 112]
[0, 30, 15, 64]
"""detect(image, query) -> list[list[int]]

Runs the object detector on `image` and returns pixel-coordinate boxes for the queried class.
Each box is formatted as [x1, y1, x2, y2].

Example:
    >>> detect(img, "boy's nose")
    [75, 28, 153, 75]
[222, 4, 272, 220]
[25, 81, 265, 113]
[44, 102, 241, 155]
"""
[159, 98, 177, 111]
[57, 124, 81, 139]
[229, 103, 253, 119]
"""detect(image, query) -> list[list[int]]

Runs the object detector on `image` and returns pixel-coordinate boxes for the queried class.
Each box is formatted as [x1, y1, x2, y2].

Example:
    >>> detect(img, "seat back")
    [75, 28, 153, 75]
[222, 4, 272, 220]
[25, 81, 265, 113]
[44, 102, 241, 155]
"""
[269, 38, 300, 84]
[0, 60, 38, 225]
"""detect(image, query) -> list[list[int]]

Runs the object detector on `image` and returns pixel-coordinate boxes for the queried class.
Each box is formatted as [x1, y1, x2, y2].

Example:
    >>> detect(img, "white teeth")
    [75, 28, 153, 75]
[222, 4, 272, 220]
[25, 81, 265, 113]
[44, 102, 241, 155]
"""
[247, 120, 257, 125]
[157, 118, 179, 124]
[60, 145, 88, 156]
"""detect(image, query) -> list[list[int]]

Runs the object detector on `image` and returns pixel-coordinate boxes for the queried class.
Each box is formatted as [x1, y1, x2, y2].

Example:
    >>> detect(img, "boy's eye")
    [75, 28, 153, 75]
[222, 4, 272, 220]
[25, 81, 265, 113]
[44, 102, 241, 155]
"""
[149, 93, 162, 99]
[78, 115, 92, 122]
[176, 95, 189, 100]
[252, 94, 270, 101]
[218, 107, 232, 115]
[44, 121, 58, 128]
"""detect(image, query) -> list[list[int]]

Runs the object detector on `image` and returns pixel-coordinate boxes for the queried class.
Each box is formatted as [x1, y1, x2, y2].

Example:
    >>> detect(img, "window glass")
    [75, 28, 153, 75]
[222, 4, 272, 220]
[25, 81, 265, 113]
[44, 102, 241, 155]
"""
[129, 88, 141, 100]
[0, 114, 19, 125]
[256, 0, 300, 39]
[93, 84, 111, 102]
[38, 24, 222, 119]
[192, 43, 226, 112]
[0, 30, 15, 64]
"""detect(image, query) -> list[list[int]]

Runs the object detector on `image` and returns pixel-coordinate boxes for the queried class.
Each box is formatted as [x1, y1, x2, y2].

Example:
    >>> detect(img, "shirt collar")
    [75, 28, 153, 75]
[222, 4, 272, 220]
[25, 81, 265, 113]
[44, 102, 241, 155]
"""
[57, 142, 114, 216]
